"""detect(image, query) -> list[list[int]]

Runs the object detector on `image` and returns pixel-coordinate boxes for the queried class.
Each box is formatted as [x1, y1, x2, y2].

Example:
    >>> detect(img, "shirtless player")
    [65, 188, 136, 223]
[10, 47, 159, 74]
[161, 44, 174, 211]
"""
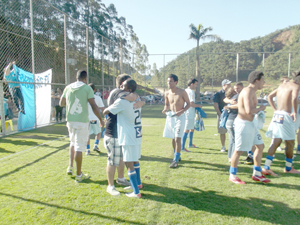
[262, 71, 300, 176]
[162, 74, 190, 168]
[229, 71, 270, 184]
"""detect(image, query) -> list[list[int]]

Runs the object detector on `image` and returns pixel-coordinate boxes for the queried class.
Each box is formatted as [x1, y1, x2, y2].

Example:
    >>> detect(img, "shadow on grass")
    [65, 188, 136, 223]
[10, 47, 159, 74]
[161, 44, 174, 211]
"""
[0, 192, 144, 225]
[142, 184, 300, 224]
[0, 143, 69, 179]
[0, 148, 15, 154]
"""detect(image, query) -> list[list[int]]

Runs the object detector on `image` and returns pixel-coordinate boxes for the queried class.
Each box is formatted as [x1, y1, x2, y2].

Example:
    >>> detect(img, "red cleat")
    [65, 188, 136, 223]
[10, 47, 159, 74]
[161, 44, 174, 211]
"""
[229, 177, 246, 184]
[262, 168, 278, 176]
[252, 175, 271, 183]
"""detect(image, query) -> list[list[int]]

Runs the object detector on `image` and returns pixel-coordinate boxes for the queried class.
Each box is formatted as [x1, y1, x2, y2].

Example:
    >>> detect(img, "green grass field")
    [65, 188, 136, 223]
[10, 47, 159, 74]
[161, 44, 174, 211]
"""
[1, 105, 300, 225]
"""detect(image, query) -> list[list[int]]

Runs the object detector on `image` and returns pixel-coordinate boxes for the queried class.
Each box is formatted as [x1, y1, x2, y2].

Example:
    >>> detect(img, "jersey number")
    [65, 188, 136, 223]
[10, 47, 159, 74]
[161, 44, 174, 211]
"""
[134, 110, 141, 125]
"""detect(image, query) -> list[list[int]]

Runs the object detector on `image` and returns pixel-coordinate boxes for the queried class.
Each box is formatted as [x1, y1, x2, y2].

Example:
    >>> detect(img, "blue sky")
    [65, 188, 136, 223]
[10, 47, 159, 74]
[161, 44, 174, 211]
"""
[102, 0, 300, 69]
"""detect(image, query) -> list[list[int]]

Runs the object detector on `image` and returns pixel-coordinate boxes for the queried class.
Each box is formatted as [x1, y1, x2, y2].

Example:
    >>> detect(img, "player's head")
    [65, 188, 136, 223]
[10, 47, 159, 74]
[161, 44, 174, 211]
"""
[76, 70, 87, 83]
[225, 87, 236, 99]
[280, 76, 289, 84]
[89, 83, 96, 91]
[167, 74, 178, 89]
[121, 79, 137, 93]
[221, 79, 231, 91]
[248, 71, 265, 89]
[234, 82, 243, 93]
[116, 74, 131, 88]
[292, 71, 300, 84]
[187, 78, 198, 89]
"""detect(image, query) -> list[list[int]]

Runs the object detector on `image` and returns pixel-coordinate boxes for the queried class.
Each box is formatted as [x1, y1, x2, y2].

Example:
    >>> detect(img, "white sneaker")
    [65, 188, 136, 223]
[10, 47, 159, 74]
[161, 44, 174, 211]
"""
[116, 178, 131, 186]
[75, 172, 90, 183]
[220, 147, 226, 152]
[67, 166, 73, 175]
[277, 146, 282, 151]
[125, 192, 141, 198]
[106, 186, 120, 196]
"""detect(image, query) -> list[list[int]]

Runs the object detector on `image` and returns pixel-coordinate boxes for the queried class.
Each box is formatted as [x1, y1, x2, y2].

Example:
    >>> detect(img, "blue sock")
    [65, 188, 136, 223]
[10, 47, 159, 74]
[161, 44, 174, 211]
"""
[181, 132, 188, 150]
[134, 163, 141, 186]
[87, 144, 90, 150]
[298, 145, 300, 151]
[253, 166, 262, 176]
[264, 155, 274, 170]
[248, 150, 253, 158]
[188, 132, 194, 147]
[174, 152, 181, 162]
[285, 157, 293, 171]
[229, 167, 237, 175]
[128, 170, 139, 194]
[253, 166, 261, 172]
[95, 139, 99, 145]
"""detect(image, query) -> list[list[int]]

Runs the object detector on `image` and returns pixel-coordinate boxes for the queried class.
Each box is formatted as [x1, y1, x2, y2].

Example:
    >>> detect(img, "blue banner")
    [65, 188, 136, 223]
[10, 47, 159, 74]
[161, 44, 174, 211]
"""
[13, 65, 36, 131]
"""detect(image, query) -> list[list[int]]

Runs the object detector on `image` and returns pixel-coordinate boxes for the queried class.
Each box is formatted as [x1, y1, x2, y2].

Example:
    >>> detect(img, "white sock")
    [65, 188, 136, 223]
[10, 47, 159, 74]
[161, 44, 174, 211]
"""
[229, 174, 236, 179]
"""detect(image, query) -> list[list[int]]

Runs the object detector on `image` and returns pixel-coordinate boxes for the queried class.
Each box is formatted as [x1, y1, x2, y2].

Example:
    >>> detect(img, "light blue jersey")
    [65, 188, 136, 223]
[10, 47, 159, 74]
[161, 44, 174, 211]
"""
[107, 98, 142, 146]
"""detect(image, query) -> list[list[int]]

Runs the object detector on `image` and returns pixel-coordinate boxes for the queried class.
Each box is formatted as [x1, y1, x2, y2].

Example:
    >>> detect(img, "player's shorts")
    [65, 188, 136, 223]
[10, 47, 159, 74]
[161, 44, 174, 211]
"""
[66, 121, 89, 152]
[234, 117, 263, 152]
[217, 114, 227, 134]
[122, 145, 141, 162]
[103, 135, 123, 166]
[89, 120, 102, 135]
[185, 117, 195, 130]
[163, 112, 185, 139]
[294, 109, 300, 129]
[265, 111, 296, 141]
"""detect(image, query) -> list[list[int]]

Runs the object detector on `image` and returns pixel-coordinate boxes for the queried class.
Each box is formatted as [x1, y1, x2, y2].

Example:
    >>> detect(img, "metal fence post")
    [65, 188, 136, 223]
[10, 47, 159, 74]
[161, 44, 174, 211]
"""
[86, 27, 89, 83]
[30, 0, 37, 129]
[163, 54, 165, 93]
[64, 14, 68, 84]
[288, 52, 291, 77]
[262, 53, 265, 72]
[101, 36, 104, 90]
[0, 83, 6, 135]
[236, 53, 239, 82]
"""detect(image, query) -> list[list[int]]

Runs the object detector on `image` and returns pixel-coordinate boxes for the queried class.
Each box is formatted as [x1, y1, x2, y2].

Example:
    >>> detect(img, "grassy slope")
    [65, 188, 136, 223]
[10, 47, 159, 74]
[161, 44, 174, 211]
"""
[0, 105, 299, 225]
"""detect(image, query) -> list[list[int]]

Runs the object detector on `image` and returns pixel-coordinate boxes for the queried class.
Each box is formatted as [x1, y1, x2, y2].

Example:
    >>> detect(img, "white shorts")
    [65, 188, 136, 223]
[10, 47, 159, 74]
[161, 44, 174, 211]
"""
[122, 145, 141, 162]
[234, 117, 263, 152]
[185, 117, 195, 130]
[66, 121, 89, 152]
[265, 111, 296, 140]
[89, 120, 102, 135]
[163, 112, 185, 139]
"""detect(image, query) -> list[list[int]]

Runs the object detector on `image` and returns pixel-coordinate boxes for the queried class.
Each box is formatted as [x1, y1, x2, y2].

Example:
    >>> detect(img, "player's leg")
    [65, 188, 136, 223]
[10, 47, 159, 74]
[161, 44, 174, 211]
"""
[220, 134, 226, 151]
[134, 161, 142, 188]
[66, 122, 75, 175]
[229, 150, 245, 184]
[262, 138, 281, 176]
[86, 134, 91, 155]
[297, 129, 300, 154]
[181, 130, 188, 151]
[226, 119, 235, 161]
[93, 132, 101, 152]
[284, 140, 300, 173]
[188, 129, 196, 148]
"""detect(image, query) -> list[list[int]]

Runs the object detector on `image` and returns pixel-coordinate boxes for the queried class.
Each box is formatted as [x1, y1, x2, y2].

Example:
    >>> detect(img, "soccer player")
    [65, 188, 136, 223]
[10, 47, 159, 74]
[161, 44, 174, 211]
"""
[181, 78, 202, 152]
[213, 79, 232, 152]
[59, 70, 104, 182]
[262, 71, 300, 176]
[162, 74, 190, 168]
[103, 79, 143, 198]
[86, 83, 105, 155]
[229, 71, 269, 184]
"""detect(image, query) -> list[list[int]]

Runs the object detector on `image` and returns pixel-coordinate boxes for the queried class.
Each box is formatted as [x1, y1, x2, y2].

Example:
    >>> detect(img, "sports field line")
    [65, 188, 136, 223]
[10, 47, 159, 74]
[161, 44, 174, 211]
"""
[0, 135, 68, 162]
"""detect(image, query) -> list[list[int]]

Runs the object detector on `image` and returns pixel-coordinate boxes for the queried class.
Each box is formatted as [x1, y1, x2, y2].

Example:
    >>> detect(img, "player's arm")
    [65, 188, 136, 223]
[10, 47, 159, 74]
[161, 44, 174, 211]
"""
[88, 98, 104, 127]
[175, 91, 190, 117]
[291, 85, 299, 121]
[213, 103, 221, 116]
[224, 97, 237, 105]
[103, 99, 123, 116]
[190, 102, 202, 108]
[59, 96, 66, 107]
[3, 61, 15, 77]
[268, 88, 277, 111]
[224, 104, 238, 110]
[162, 92, 169, 114]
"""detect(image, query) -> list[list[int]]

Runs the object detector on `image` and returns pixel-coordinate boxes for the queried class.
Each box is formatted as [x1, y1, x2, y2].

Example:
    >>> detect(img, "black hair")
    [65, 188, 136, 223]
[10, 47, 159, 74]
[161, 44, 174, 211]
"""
[235, 82, 243, 87]
[89, 83, 95, 91]
[116, 74, 131, 88]
[292, 71, 300, 83]
[187, 78, 198, 86]
[76, 70, 87, 81]
[168, 74, 178, 82]
[125, 79, 137, 93]
[248, 71, 264, 84]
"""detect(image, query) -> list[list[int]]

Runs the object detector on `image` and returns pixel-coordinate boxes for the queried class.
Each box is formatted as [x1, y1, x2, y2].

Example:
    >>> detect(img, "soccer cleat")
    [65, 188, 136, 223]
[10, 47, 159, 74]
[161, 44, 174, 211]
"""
[67, 166, 73, 175]
[169, 160, 178, 168]
[188, 144, 198, 148]
[182, 148, 191, 152]
[75, 173, 90, 183]
[124, 184, 143, 190]
[245, 156, 254, 165]
[220, 147, 226, 152]
[106, 187, 120, 196]
[85, 150, 90, 155]
[125, 192, 141, 198]
[116, 178, 131, 186]
[229, 177, 245, 184]
[284, 167, 300, 174]
[262, 168, 278, 176]
[252, 175, 271, 183]
[93, 145, 100, 153]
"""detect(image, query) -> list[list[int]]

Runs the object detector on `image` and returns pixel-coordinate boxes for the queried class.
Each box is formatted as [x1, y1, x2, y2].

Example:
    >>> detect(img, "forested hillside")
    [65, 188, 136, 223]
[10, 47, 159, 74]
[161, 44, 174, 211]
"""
[153, 25, 300, 87]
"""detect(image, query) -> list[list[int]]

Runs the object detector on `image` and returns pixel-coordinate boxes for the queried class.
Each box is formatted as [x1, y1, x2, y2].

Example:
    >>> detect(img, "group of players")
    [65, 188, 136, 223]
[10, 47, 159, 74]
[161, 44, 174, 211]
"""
[162, 71, 300, 185]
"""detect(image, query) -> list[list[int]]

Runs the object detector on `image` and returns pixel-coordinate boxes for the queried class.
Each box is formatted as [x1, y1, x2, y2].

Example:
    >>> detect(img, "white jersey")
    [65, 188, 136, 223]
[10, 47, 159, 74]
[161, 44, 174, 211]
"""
[107, 98, 142, 146]
[185, 88, 195, 119]
[88, 94, 104, 121]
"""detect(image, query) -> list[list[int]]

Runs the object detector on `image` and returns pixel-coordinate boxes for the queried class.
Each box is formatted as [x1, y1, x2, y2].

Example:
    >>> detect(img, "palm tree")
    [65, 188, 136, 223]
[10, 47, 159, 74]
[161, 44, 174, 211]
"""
[189, 23, 221, 99]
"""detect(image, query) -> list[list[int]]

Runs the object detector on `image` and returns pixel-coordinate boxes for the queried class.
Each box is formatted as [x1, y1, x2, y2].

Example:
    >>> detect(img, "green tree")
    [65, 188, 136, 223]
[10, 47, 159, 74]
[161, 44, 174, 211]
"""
[188, 23, 221, 98]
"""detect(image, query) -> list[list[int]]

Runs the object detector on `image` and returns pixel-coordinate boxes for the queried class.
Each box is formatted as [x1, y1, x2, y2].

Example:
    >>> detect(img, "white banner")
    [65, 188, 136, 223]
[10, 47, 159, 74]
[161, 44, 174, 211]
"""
[35, 69, 52, 126]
